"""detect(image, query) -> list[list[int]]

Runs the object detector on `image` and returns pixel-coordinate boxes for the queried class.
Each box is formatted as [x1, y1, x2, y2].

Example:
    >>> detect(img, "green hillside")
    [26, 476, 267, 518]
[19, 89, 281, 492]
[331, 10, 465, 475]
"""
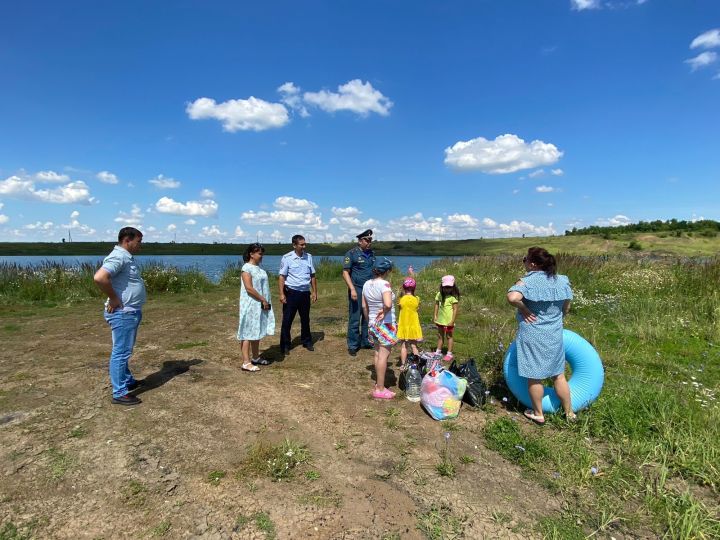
[1, 232, 719, 257]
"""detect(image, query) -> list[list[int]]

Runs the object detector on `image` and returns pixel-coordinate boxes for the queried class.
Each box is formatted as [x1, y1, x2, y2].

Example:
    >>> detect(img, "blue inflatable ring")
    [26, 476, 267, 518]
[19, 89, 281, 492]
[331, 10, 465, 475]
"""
[503, 329, 604, 413]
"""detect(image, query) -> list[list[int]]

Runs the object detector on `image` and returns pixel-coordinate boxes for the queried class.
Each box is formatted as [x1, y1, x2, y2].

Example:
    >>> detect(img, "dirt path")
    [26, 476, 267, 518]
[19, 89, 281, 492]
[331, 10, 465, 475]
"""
[1, 292, 560, 539]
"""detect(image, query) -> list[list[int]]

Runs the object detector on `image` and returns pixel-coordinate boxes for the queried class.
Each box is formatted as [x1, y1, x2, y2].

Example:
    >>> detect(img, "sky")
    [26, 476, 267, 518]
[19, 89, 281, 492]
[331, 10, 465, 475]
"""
[1, 0, 719, 244]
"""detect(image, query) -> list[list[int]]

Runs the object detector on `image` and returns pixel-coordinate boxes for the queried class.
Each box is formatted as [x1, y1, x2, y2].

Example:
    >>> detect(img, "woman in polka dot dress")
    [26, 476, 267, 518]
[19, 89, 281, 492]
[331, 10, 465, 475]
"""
[507, 247, 574, 425]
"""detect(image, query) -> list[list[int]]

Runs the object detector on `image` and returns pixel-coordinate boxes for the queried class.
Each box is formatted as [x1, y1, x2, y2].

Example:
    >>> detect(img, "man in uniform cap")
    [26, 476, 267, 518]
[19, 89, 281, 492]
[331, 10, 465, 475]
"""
[342, 229, 376, 356]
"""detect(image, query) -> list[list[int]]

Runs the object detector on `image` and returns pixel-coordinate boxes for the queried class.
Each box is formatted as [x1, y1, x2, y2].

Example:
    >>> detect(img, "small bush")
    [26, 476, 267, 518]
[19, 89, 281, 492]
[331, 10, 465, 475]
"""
[627, 240, 643, 251]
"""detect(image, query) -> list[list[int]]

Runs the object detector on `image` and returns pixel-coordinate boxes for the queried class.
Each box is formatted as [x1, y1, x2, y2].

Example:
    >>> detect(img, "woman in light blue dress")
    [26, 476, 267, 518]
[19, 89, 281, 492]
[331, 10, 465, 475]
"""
[507, 247, 574, 424]
[237, 243, 275, 372]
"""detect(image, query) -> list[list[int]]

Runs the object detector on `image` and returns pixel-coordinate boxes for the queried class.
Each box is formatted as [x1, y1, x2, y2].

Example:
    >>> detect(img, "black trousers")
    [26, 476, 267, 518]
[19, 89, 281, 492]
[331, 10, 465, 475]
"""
[280, 287, 312, 349]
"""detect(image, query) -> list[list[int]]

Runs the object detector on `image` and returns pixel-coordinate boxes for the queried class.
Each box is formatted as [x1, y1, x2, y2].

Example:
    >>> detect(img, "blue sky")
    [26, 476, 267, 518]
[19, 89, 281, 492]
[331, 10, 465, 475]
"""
[1, 0, 718, 243]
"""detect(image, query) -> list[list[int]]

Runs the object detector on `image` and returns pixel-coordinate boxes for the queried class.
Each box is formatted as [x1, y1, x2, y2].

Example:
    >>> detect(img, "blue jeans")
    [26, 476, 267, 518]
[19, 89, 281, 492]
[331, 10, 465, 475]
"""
[104, 310, 142, 398]
[347, 285, 370, 351]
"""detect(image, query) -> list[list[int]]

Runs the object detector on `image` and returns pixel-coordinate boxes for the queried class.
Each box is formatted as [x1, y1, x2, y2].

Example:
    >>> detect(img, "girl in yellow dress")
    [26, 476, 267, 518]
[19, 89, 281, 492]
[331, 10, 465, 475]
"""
[397, 277, 423, 368]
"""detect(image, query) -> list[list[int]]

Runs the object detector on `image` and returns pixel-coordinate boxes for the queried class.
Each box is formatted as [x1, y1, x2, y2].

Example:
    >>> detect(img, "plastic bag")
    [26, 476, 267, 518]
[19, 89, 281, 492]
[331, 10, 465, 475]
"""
[449, 358, 487, 407]
[418, 351, 442, 375]
[420, 367, 467, 420]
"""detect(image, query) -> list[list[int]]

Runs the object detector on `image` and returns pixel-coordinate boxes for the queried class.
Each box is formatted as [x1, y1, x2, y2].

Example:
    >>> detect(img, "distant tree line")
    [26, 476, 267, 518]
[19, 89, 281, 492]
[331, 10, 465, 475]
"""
[565, 219, 720, 236]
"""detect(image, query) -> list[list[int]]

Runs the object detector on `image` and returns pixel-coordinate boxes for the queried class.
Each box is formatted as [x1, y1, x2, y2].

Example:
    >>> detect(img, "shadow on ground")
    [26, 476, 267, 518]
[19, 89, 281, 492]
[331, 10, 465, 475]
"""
[133, 359, 203, 395]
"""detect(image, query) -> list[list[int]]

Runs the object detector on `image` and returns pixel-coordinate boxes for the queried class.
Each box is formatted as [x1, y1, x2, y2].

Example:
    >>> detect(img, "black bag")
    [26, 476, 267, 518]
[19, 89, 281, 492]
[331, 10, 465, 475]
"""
[449, 358, 487, 407]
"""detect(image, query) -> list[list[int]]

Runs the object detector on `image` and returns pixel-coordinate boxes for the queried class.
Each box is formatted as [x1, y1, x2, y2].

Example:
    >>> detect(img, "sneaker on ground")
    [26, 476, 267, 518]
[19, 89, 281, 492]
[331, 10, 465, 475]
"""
[443, 352, 454, 361]
[112, 394, 142, 406]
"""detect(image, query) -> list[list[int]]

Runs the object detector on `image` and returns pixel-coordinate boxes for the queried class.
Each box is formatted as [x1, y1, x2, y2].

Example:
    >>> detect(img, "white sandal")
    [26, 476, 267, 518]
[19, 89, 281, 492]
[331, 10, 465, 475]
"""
[241, 362, 260, 372]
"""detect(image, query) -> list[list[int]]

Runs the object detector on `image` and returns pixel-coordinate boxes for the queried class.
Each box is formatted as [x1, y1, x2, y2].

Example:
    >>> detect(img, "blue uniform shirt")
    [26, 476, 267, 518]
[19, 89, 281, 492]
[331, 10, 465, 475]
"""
[279, 250, 316, 292]
[343, 246, 375, 288]
[101, 246, 147, 310]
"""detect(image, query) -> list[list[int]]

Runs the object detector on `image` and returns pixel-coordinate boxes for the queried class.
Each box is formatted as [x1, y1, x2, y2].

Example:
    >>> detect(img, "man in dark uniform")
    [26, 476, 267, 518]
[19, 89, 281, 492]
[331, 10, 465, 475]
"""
[342, 229, 376, 356]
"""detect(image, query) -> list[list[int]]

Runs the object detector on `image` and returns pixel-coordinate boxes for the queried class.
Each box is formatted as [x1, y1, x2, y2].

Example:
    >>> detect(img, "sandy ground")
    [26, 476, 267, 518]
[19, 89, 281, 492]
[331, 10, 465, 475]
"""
[1, 290, 561, 539]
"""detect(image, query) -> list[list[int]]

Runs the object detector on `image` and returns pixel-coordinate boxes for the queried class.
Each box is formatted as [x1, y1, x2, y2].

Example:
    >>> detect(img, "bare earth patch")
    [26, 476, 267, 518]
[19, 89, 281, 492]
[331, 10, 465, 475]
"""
[1, 291, 560, 539]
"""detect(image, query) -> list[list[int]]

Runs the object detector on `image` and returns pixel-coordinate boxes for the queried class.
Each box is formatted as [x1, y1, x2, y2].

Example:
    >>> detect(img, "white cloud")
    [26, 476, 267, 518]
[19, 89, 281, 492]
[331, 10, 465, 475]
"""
[330, 215, 380, 231]
[303, 79, 393, 116]
[685, 51, 718, 71]
[199, 225, 226, 238]
[0, 175, 94, 205]
[149, 174, 181, 189]
[388, 213, 448, 239]
[185, 219, 197, 225]
[447, 213, 479, 228]
[24, 221, 54, 230]
[444, 134, 563, 174]
[270, 229, 284, 242]
[200, 188, 215, 199]
[331, 206, 362, 217]
[571, 0, 600, 10]
[383, 212, 553, 240]
[96, 171, 119, 184]
[167, 224, 177, 232]
[596, 214, 632, 226]
[35, 170, 70, 183]
[551, 168, 564, 176]
[512, 189, 520, 195]
[690, 29, 720, 50]
[274, 196, 318, 211]
[481, 218, 497, 228]
[155, 197, 218, 217]
[498, 220, 556, 236]
[536, 185, 557, 193]
[186, 96, 289, 132]
[241, 209, 327, 230]
[0, 214, 8, 224]
[65, 210, 96, 237]
[528, 169, 545, 178]
[114, 204, 144, 225]
[34, 181, 93, 204]
[0, 175, 94, 204]
[234, 225, 245, 238]
[278, 82, 310, 117]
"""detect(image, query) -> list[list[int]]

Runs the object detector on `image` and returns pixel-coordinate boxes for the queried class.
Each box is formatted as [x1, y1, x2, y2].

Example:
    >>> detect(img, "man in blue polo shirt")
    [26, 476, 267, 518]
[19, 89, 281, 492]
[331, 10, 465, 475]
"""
[278, 234, 317, 356]
[94, 227, 146, 406]
[342, 229, 376, 356]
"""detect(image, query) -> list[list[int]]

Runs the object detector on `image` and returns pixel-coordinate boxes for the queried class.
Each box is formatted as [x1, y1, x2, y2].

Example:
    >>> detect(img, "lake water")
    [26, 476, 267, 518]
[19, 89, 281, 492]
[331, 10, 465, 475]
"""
[0, 255, 444, 283]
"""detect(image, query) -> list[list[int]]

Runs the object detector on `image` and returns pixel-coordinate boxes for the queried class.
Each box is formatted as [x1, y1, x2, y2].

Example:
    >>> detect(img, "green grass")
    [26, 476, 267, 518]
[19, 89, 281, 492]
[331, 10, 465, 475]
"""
[149, 520, 171, 537]
[235, 512, 277, 539]
[254, 512, 276, 539]
[0, 261, 212, 305]
[416, 505, 465, 539]
[441, 254, 720, 538]
[4, 231, 720, 256]
[240, 438, 310, 481]
[45, 448, 74, 480]
[0, 521, 34, 540]
[122, 480, 147, 507]
[207, 470, 226, 485]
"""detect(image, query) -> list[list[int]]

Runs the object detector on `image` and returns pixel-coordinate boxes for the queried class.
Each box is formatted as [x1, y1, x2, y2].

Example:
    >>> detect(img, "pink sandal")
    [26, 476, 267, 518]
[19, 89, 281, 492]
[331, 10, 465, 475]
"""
[372, 388, 396, 399]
